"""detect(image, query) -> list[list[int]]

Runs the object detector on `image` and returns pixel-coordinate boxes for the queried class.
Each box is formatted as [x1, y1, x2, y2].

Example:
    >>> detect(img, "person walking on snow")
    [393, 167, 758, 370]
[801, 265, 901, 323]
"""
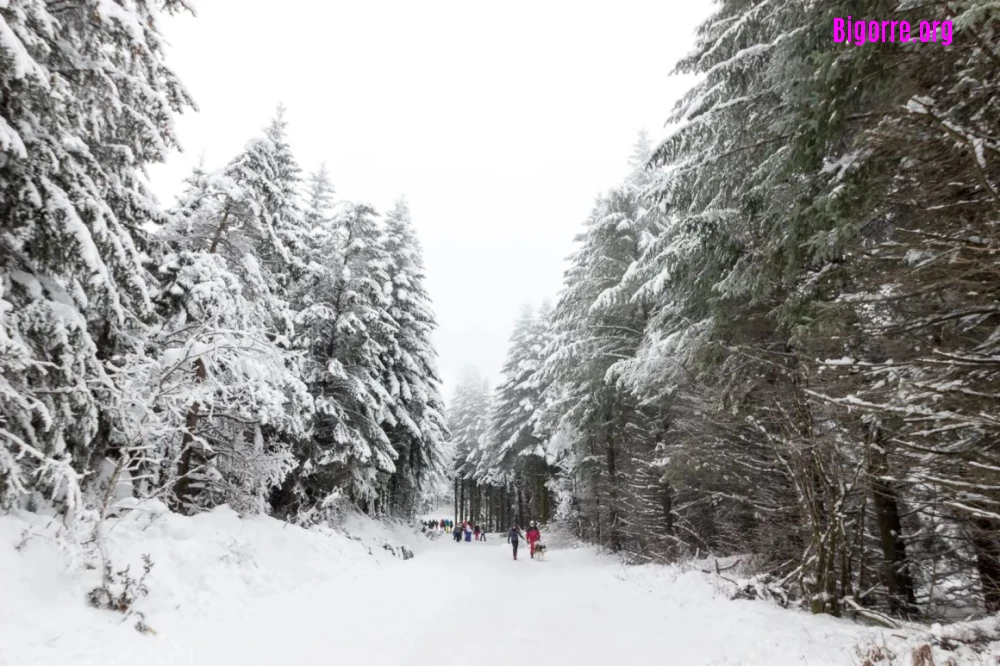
[474, 525, 481, 541]
[507, 524, 524, 560]
[464, 522, 473, 542]
[526, 521, 541, 558]
[453, 523, 462, 542]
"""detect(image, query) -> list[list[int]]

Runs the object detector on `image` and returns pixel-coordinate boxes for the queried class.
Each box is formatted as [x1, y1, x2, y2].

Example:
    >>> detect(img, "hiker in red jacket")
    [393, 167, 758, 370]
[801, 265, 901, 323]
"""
[526, 521, 541, 558]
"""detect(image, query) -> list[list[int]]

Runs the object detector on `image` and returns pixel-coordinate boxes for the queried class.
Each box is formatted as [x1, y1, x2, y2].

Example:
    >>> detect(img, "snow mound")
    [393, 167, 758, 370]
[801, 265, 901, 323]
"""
[610, 554, 1000, 665]
[0, 503, 422, 665]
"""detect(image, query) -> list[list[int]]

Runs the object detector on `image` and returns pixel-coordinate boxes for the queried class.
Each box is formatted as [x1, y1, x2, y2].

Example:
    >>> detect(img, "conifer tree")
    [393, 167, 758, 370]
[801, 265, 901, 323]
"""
[292, 202, 398, 511]
[381, 199, 449, 516]
[0, 0, 192, 509]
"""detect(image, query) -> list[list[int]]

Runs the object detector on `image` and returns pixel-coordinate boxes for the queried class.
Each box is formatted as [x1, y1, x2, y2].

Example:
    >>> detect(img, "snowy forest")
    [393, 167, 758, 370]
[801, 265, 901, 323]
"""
[450, 0, 1000, 624]
[0, 0, 448, 524]
[3, 0, 1000, 657]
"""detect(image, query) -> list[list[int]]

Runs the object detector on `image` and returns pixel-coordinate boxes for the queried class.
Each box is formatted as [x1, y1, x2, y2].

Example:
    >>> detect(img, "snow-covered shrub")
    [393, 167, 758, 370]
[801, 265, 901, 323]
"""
[853, 621, 1000, 666]
[87, 555, 154, 621]
[290, 490, 351, 528]
[380, 542, 414, 560]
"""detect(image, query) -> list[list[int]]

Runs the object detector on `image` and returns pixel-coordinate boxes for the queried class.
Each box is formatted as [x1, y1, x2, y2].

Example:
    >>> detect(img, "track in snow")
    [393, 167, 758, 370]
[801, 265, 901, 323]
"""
[82, 533, 870, 666]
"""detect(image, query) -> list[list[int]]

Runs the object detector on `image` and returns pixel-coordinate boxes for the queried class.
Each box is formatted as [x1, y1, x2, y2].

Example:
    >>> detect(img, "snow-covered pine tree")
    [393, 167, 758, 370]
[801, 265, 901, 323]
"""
[141, 143, 314, 514]
[786, 0, 1000, 614]
[0, 0, 192, 511]
[623, 0, 858, 608]
[477, 305, 534, 486]
[290, 201, 399, 514]
[477, 303, 555, 525]
[541, 135, 661, 553]
[608, 0, 1000, 619]
[381, 199, 449, 517]
[447, 366, 493, 525]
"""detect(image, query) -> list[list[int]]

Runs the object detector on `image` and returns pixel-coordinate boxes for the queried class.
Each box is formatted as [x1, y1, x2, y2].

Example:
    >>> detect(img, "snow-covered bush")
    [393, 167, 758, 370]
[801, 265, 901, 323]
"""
[87, 554, 154, 617]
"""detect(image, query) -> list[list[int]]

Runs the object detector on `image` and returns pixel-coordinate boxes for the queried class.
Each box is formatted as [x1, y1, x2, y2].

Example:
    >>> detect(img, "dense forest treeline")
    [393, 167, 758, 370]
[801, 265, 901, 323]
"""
[0, 0, 447, 523]
[456, 0, 1000, 623]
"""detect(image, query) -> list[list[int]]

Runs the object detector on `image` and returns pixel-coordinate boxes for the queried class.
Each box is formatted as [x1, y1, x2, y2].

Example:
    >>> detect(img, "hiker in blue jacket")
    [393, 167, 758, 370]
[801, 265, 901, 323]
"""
[507, 523, 524, 560]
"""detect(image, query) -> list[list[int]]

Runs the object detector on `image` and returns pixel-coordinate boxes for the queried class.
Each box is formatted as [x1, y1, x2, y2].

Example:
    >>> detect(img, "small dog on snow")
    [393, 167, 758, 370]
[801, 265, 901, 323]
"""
[533, 543, 547, 561]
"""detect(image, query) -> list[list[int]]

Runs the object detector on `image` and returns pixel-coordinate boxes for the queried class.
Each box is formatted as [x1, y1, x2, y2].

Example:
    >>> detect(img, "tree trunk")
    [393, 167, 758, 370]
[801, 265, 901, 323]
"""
[972, 516, 1000, 612]
[517, 486, 524, 527]
[501, 484, 508, 529]
[172, 357, 207, 514]
[868, 437, 918, 617]
[538, 470, 551, 523]
[662, 482, 674, 536]
[173, 208, 235, 515]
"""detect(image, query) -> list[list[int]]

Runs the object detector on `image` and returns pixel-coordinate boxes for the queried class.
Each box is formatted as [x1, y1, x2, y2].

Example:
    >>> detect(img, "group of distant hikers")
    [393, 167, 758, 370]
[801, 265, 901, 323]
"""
[422, 518, 454, 532]
[421, 517, 544, 560]
[421, 518, 487, 541]
[451, 520, 488, 542]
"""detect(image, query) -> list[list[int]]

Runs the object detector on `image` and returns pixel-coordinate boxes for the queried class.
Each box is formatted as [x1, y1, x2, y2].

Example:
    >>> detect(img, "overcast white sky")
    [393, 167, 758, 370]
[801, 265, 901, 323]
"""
[148, 0, 712, 396]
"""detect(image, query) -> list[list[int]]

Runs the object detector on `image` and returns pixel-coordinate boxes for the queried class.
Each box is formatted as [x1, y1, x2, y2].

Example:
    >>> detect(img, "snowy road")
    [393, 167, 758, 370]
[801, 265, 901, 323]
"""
[7, 523, 877, 666]
[110, 537, 866, 665]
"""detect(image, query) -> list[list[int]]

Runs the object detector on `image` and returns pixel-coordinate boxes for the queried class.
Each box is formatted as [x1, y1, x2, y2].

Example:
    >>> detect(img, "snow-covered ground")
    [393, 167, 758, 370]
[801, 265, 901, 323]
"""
[1, 507, 996, 665]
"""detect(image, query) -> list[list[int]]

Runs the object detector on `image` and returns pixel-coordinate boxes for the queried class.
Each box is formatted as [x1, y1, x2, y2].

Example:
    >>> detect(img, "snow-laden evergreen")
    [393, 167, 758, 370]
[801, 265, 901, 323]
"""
[478, 304, 550, 481]
[381, 199, 449, 516]
[0, 0, 192, 510]
[150, 129, 315, 514]
[0, 5, 448, 524]
[466, 0, 1000, 625]
[447, 366, 494, 523]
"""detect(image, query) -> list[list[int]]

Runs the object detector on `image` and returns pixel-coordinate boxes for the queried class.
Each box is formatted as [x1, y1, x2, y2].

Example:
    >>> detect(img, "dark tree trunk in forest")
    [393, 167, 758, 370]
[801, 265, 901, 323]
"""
[593, 440, 602, 545]
[517, 485, 524, 527]
[172, 357, 207, 514]
[453, 477, 459, 524]
[271, 456, 310, 518]
[972, 516, 1000, 612]
[172, 210, 236, 515]
[540, 473, 549, 522]
[84, 320, 116, 471]
[868, 438, 918, 617]
[662, 482, 674, 537]
[517, 483, 524, 527]
[605, 407, 621, 552]
[502, 484, 509, 528]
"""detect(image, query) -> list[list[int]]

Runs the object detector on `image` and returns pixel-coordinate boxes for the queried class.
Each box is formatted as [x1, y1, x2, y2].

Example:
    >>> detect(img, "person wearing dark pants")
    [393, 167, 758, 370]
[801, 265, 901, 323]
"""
[507, 524, 524, 560]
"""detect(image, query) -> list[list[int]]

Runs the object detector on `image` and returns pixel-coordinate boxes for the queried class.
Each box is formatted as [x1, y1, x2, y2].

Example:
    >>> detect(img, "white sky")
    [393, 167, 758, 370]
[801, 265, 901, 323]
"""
[148, 0, 712, 396]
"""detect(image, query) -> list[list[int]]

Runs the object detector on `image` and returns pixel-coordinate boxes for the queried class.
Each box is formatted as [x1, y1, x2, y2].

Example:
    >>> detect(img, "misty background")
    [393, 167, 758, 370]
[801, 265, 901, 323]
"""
[148, 0, 710, 392]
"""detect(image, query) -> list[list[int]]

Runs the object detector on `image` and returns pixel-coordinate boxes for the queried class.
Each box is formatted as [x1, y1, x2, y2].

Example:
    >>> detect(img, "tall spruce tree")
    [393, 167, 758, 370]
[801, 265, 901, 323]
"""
[149, 116, 316, 514]
[291, 202, 398, 511]
[0, 0, 192, 510]
[448, 366, 492, 522]
[381, 199, 448, 517]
